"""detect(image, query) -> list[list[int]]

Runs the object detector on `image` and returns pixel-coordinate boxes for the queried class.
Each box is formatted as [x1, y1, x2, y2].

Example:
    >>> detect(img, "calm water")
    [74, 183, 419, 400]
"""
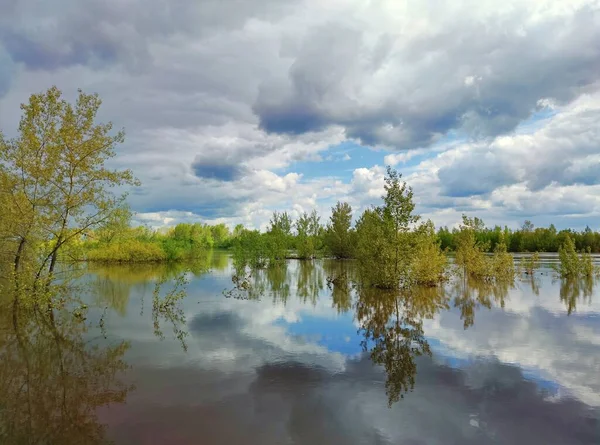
[3, 252, 600, 444]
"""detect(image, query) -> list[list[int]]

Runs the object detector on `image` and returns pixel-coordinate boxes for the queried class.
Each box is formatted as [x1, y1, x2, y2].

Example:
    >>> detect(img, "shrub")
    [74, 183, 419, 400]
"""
[87, 240, 166, 263]
[521, 252, 540, 275]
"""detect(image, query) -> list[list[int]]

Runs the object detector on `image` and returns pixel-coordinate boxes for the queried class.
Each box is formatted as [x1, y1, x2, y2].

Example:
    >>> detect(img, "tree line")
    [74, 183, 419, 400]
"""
[437, 219, 600, 253]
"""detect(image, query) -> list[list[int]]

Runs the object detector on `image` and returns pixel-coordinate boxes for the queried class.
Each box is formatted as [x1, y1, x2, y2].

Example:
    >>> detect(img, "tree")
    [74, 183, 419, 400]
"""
[355, 166, 422, 289]
[94, 205, 133, 244]
[295, 209, 322, 259]
[324, 202, 355, 259]
[266, 211, 293, 261]
[0, 86, 138, 298]
[454, 215, 490, 279]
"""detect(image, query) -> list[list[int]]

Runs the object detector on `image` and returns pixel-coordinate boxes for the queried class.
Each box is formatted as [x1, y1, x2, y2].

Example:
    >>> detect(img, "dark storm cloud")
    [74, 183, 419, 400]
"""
[254, 5, 600, 149]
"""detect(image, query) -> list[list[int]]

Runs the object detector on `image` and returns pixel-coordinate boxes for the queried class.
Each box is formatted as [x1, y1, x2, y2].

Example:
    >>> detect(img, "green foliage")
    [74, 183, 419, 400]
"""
[84, 221, 231, 263]
[521, 252, 540, 275]
[410, 221, 448, 286]
[0, 86, 138, 305]
[490, 237, 515, 282]
[454, 215, 489, 278]
[556, 235, 597, 278]
[324, 201, 355, 259]
[233, 229, 271, 269]
[266, 211, 293, 261]
[87, 240, 166, 263]
[355, 167, 446, 289]
[455, 215, 514, 282]
[438, 219, 600, 254]
[295, 210, 323, 259]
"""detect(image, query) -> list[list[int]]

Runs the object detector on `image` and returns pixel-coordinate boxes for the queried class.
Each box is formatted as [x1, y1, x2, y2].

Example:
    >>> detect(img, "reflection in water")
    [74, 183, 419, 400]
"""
[227, 257, 526, 406]
[560, 276, 595, 315]
[225, 262, 301, 304]
[0, 301, 131, 444]
[4, 253, 598, 444]
[523, 273, 541, 296]
[451, 275, 510, 329]
[356, 285, 432, 406]
[297, 261, 324, 306]
[149, 274, 190, 351]
[324, 260, 354, 314]
[356, 284, 451, 406]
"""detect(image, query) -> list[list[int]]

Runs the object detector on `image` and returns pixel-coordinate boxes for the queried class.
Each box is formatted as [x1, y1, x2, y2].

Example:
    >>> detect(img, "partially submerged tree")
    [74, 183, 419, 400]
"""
[556, 235, 597, 278]
[324, 201, 355, 259]
[295, 210, 322, 259]
[0, 86, 138, 302]
[355, 167, 448, 289]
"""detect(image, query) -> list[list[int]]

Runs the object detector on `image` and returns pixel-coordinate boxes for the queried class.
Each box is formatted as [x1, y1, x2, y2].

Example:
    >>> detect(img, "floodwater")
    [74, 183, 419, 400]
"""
[2, 252, 600, 444]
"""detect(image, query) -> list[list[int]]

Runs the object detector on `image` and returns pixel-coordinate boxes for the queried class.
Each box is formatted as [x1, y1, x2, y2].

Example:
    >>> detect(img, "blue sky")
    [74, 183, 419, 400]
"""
[1, 0, 600, 230]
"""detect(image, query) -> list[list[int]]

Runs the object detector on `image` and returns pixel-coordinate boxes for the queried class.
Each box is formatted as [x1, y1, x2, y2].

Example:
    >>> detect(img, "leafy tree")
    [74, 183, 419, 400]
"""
[266, 211, 293, 262]
[410, 220, 447, 286]
[455, 215, 491, 279]
[0, 86, 138, 300]
[324, 201, 355, 259]
[210, 223, 231, 247]
[355, 166, 422, 289]
[94, 205, 134, 244]
[556, 235, 597, 278]
[521, 252, 540, 275]
[295, 210, 322, 259]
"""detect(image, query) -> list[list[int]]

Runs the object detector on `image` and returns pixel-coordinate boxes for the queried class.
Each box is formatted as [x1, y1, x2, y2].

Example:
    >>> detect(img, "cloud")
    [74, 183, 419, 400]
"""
[253, 1, 600, 148]
[1, 0, 600, 230]
[0, 0, 300, 72]
[386, 91, 600, 227]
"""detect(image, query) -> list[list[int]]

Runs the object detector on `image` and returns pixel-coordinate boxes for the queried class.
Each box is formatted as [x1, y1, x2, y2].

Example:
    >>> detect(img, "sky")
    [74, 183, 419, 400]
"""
[1, 0, 600, 230]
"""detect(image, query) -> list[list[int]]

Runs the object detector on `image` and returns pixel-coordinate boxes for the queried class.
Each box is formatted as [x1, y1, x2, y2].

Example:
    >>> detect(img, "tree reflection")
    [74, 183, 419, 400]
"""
[323, 260, 354, 314]
[297, 261, 324, 306]
[560, 276, 595, 315]
[0, 300, 132, 444]
[451, 275, 511, 329]
[356, 285, 447, 406]
[226, 260, 332, 306]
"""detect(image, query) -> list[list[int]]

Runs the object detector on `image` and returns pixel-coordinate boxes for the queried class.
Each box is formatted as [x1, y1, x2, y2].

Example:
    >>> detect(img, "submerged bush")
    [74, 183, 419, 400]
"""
[455, 216, 514, 282]
[556, 235, 597, 278]
[490, 240, 515, 282]
[410, 221, 448, 287]
[521, 252, 540, 275]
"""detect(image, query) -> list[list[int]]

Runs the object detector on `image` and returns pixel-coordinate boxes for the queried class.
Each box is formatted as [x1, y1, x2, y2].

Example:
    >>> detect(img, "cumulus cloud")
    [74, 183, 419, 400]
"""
[254, 1, 600, 148]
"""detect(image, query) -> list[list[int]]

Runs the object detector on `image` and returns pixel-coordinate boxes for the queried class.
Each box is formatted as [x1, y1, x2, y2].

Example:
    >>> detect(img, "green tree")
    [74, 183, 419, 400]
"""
[0, 86, 138, 300]
[355, 166, 421, 289]
[266, 211, 292, 262]
[324, 201, 355, 259]
[455, 215, 491, 279]
[295, 210, 322, 259]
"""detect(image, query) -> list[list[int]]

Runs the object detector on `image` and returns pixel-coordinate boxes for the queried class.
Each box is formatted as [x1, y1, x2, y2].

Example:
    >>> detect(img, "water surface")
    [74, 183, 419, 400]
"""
[3, 252, 600, 444]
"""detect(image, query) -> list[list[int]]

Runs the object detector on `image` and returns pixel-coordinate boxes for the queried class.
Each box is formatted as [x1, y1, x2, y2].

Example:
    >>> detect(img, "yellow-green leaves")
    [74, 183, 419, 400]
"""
[355, 168, 446, 290]
[1, 86, 138, 302]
